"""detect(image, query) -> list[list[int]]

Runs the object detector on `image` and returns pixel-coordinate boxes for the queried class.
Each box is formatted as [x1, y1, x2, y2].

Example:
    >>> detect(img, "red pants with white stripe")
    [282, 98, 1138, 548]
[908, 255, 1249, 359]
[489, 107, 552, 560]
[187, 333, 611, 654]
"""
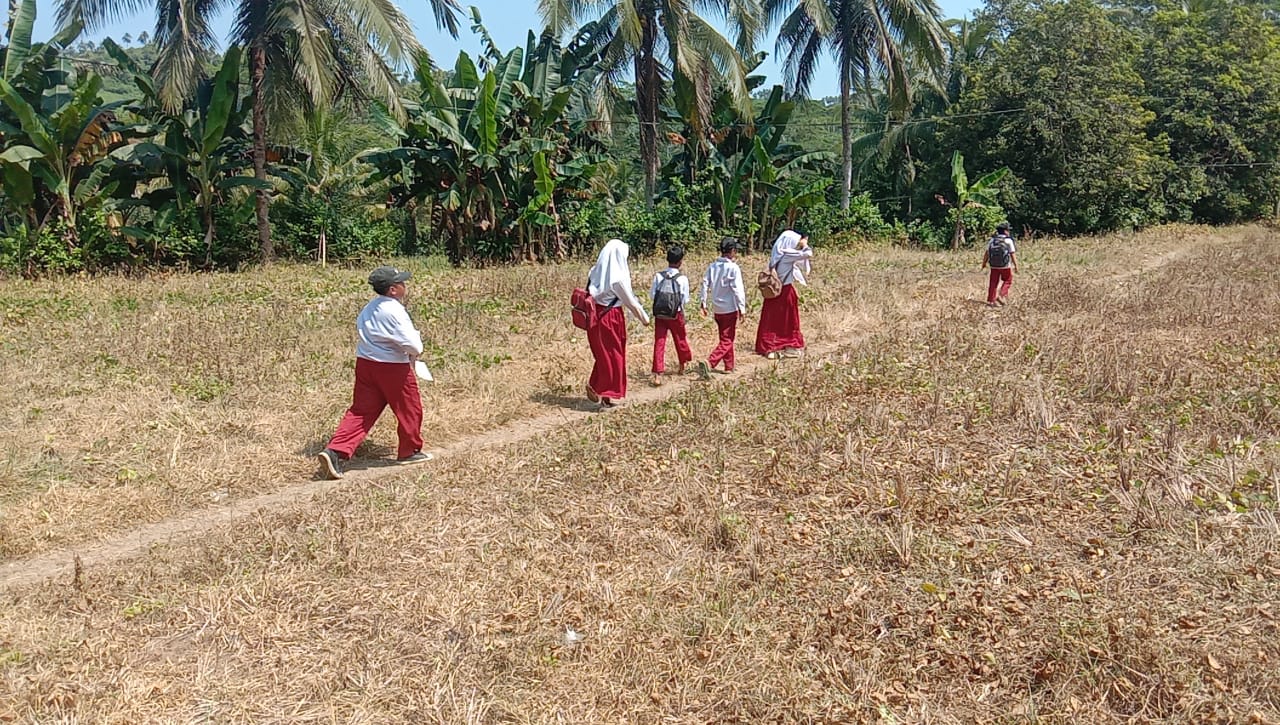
[328, 357, 423, 459]
[709, 311, 739, 371]
[987, 268, 1013, 303]
[652, 312, 693, 373]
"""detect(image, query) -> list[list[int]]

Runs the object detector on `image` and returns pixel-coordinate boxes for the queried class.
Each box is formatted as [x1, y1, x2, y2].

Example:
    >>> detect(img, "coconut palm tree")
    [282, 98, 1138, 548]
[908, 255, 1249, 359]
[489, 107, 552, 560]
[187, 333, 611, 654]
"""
[765, 0, 945, 209]
[539, 0, 761, 206]
[55, 0, 460, 261]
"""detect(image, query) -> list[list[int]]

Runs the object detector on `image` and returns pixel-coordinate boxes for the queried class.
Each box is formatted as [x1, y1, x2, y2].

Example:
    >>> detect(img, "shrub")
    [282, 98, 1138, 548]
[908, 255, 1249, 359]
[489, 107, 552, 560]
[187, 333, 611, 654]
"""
[798, 193, 898, 247]
[945, 204, 1007, 249]
[611, 179, 717, 256]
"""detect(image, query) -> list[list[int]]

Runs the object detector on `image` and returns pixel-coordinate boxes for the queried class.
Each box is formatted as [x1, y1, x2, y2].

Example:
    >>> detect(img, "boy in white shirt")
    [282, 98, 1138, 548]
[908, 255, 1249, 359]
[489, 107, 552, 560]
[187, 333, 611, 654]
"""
[698, 237, 748, 378]
[318, 266, 433, 479]
[649, 245, 693, 385]
[981, 221, 1018, 306]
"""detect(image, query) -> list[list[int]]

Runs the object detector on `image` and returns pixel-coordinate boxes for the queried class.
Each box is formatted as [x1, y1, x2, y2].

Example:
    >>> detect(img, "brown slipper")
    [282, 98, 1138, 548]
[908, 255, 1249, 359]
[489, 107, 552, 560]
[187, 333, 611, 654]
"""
[585, 386, 600, 403]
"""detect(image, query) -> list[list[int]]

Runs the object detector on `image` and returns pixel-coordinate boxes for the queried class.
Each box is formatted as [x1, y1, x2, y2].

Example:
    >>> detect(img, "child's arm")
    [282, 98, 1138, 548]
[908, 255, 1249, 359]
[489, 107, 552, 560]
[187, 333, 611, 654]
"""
[981, 249, 989, 269]
[777, 246, 813, 259]
[699, 269, 711, 316]
[613, 281, 650, 325]
[732, 267, 747, 314]
[1010, 252, 1018, 272]
[649, 273, 661, 301]
[680, 275, 691, 307]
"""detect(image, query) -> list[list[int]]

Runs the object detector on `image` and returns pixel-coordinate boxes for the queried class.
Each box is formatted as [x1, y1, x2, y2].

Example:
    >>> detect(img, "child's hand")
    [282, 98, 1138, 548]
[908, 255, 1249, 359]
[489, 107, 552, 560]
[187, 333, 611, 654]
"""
[700, 308, 708, 318]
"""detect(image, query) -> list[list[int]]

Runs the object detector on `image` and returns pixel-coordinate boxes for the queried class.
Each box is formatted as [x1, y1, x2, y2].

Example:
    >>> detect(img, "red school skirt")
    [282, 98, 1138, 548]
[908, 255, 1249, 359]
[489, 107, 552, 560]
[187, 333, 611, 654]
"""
[755, 283, 805, 355]
[587, 304, 628, 399]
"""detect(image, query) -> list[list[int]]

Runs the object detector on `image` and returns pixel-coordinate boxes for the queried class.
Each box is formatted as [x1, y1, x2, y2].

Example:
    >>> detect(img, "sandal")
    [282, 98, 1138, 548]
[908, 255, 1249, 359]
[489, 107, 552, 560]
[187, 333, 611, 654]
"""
[585, 386, 600, 404]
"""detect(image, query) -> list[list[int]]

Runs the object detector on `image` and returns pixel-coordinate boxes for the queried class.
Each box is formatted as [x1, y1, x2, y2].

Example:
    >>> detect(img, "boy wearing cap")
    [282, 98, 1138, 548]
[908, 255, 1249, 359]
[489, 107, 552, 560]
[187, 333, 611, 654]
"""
[318, 266, 432, 480]
[981, 222, 1018, 306]
[697, 237, 748, 378]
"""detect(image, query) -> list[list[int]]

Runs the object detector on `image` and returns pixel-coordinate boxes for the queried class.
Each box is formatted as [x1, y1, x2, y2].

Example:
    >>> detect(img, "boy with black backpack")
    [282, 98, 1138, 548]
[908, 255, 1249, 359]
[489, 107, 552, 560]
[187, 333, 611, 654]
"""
[649, 245, 693, 385]
[982, 222, 1019, 306]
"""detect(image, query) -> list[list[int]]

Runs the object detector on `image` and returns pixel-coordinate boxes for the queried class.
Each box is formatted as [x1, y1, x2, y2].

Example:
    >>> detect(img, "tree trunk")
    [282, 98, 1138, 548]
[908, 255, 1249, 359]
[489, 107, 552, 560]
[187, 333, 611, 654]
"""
[318, 227, 327, 266]
[635, 12, 660, 208]
[202, 203, 215, 268]
[840, 64, 853, 211]
[405, 198, 419, 252]
[251, 43, 272, 262]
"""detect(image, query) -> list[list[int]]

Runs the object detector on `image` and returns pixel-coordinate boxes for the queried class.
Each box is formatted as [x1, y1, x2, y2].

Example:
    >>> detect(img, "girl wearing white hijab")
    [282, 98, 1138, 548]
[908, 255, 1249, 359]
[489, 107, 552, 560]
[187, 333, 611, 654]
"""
[585, 239, 650, 407]
[755, 229, 813, 358]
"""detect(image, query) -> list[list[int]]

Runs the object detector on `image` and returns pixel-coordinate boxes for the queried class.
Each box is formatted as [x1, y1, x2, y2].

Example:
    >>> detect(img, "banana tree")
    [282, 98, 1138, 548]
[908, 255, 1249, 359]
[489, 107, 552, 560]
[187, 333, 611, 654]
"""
[0, 0, 112, 246]
[0, 71, 123, 246]
[104, 44, 262, 265]
[364, 18, 609, 264]
[945, 150, 1009, 249]
[664, 68, 835, 247]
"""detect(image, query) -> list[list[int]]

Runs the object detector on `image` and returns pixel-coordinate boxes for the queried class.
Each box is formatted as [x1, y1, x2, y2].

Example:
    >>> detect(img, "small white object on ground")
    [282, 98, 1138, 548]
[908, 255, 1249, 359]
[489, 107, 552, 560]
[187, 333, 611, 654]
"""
[563, 626, 585, 647]
[414, 360, 433, 382]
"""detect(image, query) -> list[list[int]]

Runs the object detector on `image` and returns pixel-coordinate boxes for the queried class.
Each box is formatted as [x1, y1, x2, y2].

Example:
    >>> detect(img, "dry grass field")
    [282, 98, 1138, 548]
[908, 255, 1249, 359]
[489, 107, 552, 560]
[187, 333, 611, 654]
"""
[1, 225, 1278, 722]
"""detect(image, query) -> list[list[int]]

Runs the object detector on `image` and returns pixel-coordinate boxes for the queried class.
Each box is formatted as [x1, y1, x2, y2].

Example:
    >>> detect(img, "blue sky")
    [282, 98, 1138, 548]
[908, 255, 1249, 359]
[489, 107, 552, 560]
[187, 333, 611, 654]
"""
[33, 0, 983, 98]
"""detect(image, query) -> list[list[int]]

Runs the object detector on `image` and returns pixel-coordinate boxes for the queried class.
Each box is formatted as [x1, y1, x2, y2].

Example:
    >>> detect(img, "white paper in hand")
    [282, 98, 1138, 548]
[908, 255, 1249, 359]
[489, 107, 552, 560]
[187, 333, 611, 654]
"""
[414, 360, 434, 382]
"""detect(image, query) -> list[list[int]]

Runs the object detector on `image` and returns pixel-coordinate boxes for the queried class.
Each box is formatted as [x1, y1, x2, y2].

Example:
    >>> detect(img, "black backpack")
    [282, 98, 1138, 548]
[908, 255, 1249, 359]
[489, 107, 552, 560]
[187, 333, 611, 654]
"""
[652, 270, 684, 319]
[987, 236, 1012, 268]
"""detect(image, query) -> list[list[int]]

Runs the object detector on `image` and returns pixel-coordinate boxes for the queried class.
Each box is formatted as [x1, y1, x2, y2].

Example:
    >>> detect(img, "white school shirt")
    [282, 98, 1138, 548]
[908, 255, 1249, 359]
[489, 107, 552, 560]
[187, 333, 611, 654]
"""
[355, 295, 424, 363]
[773, 245, 814, 286]
[700, 257, 747, 315]
[649, 267, 691, 309]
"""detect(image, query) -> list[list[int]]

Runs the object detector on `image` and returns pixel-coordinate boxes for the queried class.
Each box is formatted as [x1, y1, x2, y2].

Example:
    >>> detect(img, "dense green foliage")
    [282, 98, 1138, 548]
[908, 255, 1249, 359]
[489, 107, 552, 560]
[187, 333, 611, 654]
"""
[1, 0, 1279, 274]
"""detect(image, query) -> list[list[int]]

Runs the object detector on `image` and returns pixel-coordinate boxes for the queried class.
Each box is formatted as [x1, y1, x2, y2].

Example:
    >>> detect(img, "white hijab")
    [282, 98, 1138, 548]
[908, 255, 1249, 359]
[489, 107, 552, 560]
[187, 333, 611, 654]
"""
[588, 238, 631, 298]
[770, 230, 811, 286]
[587, 239, 648, 321]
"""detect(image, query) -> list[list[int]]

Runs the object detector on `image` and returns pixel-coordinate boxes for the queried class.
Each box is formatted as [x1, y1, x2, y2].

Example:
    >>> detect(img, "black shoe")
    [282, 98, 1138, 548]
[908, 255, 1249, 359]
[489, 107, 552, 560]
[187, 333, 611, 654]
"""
[396, 451, 434, 465]
[318, 448, 345, 480]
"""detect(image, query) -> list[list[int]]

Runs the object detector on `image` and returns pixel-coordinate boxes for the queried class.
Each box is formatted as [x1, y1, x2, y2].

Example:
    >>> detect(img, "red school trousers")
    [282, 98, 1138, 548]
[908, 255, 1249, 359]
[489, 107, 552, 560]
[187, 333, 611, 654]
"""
[709, 311, 739, 371]
[652, 312, 693, 373]
[987, 268, 1013, 303]
[328, 357, 424, 459]
[588, 304, 628, 400]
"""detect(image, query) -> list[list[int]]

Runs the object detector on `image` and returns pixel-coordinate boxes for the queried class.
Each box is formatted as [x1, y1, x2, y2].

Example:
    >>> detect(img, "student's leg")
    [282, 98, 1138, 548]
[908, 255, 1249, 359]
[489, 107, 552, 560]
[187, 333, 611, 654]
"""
[652, 318, 669, 374]
[711, 312, 735, 369]
[999, 269, 1013, 300]
[327, 358, 388, 458]
[376, 361, 424, 459]
[672, 312, 693, 370]
[987, 269, 1001, 304]
[723, 312, 739, 371]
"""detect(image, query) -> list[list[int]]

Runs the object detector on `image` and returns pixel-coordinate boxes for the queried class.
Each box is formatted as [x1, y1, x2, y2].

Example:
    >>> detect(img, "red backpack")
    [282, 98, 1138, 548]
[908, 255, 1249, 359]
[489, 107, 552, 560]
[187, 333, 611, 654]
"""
[570, 285, 596, 330]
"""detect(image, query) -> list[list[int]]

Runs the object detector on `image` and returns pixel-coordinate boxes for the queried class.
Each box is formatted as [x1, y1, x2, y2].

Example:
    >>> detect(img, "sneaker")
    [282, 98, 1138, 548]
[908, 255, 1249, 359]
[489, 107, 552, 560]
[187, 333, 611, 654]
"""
[766, 351, 781, 360]
[696, 361, 711, 381]
[781, 347, 803, 359]
[396, 451, 434, 465]
[318, 449, 345, 480]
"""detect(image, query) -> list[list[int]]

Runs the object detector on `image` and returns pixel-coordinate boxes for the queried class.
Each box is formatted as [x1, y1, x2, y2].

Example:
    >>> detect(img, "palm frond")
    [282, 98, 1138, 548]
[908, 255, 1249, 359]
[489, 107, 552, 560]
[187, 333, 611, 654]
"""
[56, 0, 152, 33]
[153, 0, 227, 111]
